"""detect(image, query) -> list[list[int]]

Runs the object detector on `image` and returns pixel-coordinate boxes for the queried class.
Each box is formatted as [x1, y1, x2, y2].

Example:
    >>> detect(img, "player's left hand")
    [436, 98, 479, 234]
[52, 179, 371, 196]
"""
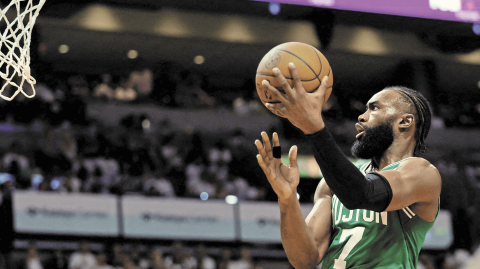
[255, 132, 299, 202]
[262, 62, 329, 134]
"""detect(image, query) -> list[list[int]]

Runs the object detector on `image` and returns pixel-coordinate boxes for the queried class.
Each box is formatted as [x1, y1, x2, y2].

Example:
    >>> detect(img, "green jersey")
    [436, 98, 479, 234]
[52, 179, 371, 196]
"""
[320, 158, 438, 269]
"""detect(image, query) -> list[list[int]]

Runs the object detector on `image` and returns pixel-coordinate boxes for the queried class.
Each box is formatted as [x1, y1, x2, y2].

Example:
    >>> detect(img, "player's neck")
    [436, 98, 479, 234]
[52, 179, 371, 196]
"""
[372, 138, 416, 171]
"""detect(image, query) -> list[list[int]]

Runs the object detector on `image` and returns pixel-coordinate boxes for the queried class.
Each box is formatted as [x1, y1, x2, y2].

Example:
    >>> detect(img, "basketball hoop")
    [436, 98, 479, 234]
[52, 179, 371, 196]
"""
[0, 0, 46, 101]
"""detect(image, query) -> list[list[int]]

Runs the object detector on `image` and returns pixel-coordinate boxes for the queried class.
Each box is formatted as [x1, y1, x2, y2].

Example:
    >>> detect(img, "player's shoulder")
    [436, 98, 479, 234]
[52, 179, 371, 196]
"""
[398, 157, 441, 181]
[399, 157, 437, 170]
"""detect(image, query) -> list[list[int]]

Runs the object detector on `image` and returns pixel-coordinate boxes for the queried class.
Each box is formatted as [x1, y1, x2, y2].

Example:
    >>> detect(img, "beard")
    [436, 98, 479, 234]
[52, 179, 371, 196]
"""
[351, 121, 395, 160]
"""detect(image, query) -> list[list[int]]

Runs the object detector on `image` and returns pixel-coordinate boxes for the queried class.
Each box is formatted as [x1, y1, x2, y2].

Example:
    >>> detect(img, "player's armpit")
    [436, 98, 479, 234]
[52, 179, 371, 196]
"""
[379, 158, 441, 215]
[306, 180, 333, 265]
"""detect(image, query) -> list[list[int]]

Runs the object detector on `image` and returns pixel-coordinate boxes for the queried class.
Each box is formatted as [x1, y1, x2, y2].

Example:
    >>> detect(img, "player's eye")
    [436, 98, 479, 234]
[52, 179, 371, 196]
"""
[367, 104, 378, 111]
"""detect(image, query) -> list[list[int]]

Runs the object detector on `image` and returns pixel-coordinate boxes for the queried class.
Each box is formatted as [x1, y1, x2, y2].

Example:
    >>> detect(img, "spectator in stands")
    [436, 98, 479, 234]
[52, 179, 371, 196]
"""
[143, 171, 176, 197]
[122, 256, 139, 269]
[229, 176, 263, 201]
[68, 75, 90, 97]
[174, 72, 214, 108]
[443, 249, 471, 269]
[5, 160, 30, 190]
[92, 252, 113, 269]
[46, 250, 68, 269]
[228, 249, 253, 269]
[128, 58, 153, 101]
[182, 249, 196, 269]
[59, 171, 82, 193]
[120, 135, 155, 177]
[25, 243, 43, 269]
[38, 178, 51, 192]
[217, 249, 232, 269]
[60, 87, 88, 125]
[2, 141, 30, 171]
[59, 129, 78, 162]
[30, 79, 56, 104]
[438, 157, 474, 251]
[2, 141, 31, 189]
[416, 253, 435, 269]
[461, 245, 480, 269]
[186, 157, 216, 198]
[68, 242, 96, 269]
[0, 178, 14, 269]
[207, 140, 231, 183]
[108, 243, 124, 268]
[164, 242, 195, 269]
[83, 166, 104, 194]
[192, 244, 215, 269]
[129, 248, 144, 268]
[142, 249, 165, 269]
[93, 74, 115, 101]
[115, 77, 137, 102]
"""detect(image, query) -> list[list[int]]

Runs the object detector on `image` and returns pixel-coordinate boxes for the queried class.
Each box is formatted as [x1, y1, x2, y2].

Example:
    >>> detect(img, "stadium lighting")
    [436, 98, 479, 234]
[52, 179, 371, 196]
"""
[225, 195, 238, 204]
[127, 50, 138, 59]
[200, 192, 209, 201]
[473, 23, 480, 35]
[269, 2, 280, 15]
[194, 55, 205, 64]
[58, 44, 69, 54]
[142, 119, 150, 130]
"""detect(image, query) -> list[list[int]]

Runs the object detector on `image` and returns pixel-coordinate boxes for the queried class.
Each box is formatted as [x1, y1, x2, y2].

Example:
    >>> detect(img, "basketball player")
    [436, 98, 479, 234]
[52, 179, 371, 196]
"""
[255, 62, 441, 269]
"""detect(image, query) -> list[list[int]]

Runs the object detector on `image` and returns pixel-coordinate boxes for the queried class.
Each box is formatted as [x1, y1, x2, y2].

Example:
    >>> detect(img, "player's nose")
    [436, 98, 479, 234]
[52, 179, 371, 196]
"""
[358, 112, 367, 122]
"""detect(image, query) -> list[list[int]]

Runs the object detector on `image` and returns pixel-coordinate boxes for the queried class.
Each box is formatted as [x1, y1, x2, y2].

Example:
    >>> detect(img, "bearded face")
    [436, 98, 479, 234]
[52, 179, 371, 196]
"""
[351, 120, 395, 160]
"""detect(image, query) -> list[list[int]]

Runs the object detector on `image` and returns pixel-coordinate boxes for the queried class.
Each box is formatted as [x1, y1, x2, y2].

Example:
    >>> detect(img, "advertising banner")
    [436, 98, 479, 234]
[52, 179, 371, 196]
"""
[14, 191, 119, 236]
[122, 196, 236, 240]
[239, 201, 313, 243]
[254, 0, 480, 23]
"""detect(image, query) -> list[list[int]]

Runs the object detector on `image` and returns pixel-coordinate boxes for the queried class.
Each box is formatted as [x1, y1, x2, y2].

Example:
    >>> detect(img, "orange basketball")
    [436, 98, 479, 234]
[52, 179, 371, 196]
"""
[255, 42, 333, 117]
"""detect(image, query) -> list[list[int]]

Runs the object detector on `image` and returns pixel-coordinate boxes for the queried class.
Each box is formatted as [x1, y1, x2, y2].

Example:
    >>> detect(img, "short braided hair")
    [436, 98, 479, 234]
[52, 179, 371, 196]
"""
[385, 86, 432, 156]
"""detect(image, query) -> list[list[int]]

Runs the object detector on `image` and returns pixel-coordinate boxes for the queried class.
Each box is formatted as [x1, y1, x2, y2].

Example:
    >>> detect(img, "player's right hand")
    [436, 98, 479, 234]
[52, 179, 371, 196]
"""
[255, 132, 300, 202]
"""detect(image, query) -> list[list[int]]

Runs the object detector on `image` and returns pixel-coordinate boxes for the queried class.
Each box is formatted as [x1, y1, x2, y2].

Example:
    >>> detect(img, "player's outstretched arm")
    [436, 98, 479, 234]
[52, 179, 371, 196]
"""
[255, 133, 332, 269]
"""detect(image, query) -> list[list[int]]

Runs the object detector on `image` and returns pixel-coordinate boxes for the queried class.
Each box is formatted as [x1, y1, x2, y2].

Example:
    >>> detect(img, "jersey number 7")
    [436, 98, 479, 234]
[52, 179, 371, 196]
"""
[334, 227, 366, 269]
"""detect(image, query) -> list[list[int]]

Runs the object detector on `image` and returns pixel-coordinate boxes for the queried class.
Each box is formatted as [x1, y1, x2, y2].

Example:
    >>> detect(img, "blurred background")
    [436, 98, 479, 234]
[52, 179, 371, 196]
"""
[0, 0, 479, 268]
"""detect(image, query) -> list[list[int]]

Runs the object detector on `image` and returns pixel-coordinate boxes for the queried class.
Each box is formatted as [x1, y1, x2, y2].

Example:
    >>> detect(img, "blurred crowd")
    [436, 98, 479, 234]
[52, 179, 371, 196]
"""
[14, 241, 264, 269]
[0, 116, 265, 201]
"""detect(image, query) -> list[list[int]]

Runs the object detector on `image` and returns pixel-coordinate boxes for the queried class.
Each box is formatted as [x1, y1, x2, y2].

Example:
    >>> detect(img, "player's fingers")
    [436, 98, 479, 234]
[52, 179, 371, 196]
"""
[272, 68, 295, 98]
[271, 132, 282, 164]
[265, 103, 288, 118]
[288, 63, 305, 94]
[256, 154, 271, 177]
[313, 76, 329, 98]
[255, 139, 269, 164]
[272, 132, 280, 147]
[288, 145, 298, 169]
[261, 131, 273, 160]
[262, 80, 289, 104]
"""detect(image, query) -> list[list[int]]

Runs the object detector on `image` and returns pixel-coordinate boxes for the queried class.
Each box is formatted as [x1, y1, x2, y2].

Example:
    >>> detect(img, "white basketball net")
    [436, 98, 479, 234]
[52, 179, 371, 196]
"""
[0, 0, 46, 101]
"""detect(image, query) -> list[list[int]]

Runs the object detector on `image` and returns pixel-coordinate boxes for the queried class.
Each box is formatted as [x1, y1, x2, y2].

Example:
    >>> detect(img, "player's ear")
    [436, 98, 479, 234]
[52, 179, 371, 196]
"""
[398, 114, 414, 129]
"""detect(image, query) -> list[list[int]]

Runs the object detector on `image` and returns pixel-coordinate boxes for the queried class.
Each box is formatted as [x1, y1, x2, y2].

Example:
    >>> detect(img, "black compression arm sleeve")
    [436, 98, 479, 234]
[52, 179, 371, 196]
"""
[306, 127, 392, 212]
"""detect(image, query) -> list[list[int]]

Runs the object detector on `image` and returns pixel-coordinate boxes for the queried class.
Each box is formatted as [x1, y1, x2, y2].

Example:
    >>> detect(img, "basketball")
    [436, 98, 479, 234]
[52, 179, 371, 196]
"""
[255, 42, 333, 117]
